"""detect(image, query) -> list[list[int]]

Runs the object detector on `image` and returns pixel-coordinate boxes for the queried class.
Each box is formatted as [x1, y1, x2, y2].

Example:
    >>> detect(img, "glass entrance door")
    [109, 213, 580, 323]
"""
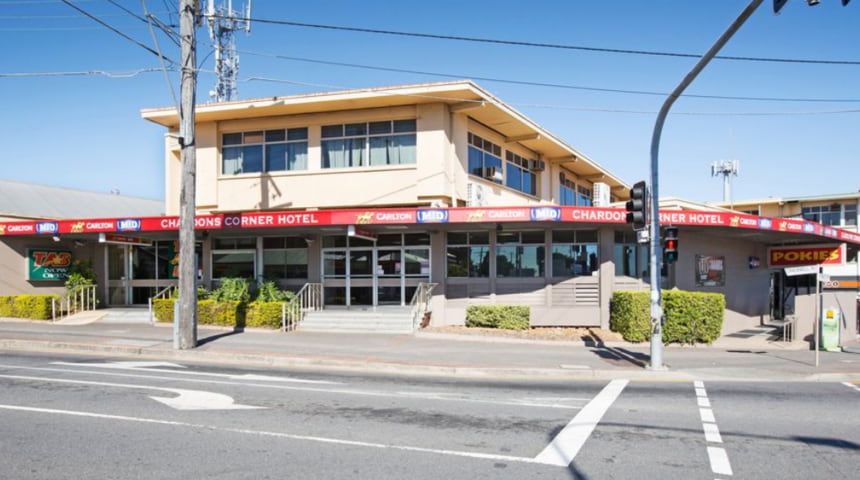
[105, 242, 179, 306]
[322, 233, 430, 308]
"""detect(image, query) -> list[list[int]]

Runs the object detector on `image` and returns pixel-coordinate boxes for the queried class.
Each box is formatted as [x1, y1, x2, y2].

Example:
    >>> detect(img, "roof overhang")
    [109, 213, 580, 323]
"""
[141, 80, 631, 197]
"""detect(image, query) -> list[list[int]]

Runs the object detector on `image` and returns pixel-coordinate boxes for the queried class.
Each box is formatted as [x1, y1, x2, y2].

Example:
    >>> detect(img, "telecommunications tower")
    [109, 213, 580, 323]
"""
[711, 159, 739, 205]
[205, 0, 251, 102]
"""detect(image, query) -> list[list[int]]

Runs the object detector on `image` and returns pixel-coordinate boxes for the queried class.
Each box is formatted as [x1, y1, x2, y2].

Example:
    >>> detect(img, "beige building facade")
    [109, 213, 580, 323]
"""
[2, 82, 858, 346]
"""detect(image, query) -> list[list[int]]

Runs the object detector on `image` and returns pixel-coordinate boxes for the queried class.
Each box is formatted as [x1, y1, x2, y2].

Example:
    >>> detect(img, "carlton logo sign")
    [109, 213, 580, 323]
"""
[768, 244, 845, 267]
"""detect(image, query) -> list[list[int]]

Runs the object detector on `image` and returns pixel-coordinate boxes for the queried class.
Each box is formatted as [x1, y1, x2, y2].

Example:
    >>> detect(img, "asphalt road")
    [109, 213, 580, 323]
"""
[0, 351, 857, 479]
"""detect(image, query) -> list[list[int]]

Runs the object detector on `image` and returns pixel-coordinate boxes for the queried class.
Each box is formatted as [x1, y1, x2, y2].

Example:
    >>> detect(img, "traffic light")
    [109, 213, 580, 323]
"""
[663, 226, 679, 263]
[625, 181, 648, 231]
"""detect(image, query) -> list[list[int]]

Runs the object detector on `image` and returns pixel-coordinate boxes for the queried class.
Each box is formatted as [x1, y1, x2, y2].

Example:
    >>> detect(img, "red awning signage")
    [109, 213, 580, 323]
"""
[2, 207, 859, 246]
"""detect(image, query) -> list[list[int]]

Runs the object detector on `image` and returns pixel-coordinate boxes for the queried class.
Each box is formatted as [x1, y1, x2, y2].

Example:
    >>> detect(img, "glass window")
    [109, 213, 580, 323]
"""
[614, 231, 648, 279]
[262, 236, 308, 279]
[322, 120, 416, 169]
[552, 230, 599, 277]
[467, 133, 502, 183]
[505, 151, 537, 196]
[212, 252, 254, 279]
[496, 231, 546, 278]
[211, 237, 256, 279]
[447, 232, 490, 278]
[222, 128, 308, 175]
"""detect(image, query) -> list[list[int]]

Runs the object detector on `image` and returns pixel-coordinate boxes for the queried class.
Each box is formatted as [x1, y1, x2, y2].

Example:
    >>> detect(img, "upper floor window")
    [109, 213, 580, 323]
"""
[559, 175, 592, 206]
[740, 208, 760, 216]
[321, 119, 416, 168]
[222, 128, 308, 175]
[802, 204, 857, 227]
[505, 151, 537, 196]
[577, 185, 593, 206]
[467, 133, 502, 182]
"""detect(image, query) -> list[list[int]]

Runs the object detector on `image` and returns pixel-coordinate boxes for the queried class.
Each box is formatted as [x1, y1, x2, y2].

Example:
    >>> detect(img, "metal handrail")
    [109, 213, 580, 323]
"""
[283, 283, 322, 331]
[409, 282, 438, 331]
[148, 285, 177, 325]
[53, 284, 98, 321]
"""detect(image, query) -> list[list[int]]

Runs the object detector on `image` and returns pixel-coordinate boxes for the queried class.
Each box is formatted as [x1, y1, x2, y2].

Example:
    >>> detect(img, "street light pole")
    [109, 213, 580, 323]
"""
[648, 0, 764, 370]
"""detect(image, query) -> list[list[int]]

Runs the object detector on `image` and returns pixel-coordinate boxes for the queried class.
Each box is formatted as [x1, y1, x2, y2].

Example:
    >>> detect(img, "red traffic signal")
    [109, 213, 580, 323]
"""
[663, 226, 679, 263]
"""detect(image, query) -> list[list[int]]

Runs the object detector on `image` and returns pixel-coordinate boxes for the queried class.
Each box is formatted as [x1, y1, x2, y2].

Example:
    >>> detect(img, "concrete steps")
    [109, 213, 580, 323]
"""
[300, 308, 415, 334]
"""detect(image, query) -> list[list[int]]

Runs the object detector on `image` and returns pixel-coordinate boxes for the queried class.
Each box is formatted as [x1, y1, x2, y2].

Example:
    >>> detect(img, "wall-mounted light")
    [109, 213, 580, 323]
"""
[52, 235, 61, 242]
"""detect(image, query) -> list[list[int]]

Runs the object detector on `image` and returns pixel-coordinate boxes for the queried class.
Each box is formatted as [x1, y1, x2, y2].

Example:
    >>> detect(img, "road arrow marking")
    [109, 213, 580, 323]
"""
[149, 388, 262, 410]
[0, 374, 263, 411]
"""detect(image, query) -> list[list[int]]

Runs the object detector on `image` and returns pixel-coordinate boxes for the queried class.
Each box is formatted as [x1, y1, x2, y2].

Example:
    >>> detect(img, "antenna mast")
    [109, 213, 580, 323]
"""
[711, 159, 740, 205]
[205, 0, 251, 102]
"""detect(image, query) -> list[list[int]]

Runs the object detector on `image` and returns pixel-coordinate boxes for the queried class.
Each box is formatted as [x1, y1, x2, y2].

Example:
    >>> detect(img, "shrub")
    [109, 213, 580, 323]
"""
[152, 298, 175, 323]
[0, 296, 13, 317]
[208, 277, 251, 302]
[153, 298, 246, 328]
[0, 295, 57, 320]
[465, 305, 530, 330]
[255, 281, 294, 303]
[662, 290, 725, 344]
[246, 302, 285, 328]
[609, 291, 652, 343]
[610, 290, 725, 344]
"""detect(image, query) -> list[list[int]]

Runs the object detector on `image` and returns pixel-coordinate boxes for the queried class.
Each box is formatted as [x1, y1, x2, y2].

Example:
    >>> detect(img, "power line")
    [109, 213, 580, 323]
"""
[0, 68, 167, 78]
[237, 49, 860, 104]
[230, 15, 860, 67]
[59, 0, 175, 65]
[243, 76, 860, 117]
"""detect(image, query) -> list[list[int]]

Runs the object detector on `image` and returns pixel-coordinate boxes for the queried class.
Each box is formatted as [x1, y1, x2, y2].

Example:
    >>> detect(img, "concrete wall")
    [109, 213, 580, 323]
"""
[671, 231, 771, 334]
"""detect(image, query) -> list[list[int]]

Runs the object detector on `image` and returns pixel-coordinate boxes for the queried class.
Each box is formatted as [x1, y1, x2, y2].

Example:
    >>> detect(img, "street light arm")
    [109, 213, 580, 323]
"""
[647, 0, 764, 370]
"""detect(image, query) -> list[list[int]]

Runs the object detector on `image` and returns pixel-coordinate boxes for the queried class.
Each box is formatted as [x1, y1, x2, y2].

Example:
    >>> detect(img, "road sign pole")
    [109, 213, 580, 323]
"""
[647, 0, 764, 370]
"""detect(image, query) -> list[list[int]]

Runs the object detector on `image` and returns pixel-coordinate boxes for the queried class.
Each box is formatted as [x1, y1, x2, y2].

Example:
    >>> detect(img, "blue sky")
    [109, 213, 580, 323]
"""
[1, 0, 857, 204]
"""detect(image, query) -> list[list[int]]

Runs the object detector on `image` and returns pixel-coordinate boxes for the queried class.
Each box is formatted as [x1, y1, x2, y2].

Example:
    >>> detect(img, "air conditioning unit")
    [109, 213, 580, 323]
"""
[466, 182, 487, 207]
[482, 166, 503, 182]
[529, 159, 545, 172]
[592, 182, 611, 206]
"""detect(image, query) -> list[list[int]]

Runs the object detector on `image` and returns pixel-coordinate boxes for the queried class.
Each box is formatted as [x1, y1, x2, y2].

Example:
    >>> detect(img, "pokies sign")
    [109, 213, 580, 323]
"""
[27, 249, 72, 280]
[768, 244, 846, 267]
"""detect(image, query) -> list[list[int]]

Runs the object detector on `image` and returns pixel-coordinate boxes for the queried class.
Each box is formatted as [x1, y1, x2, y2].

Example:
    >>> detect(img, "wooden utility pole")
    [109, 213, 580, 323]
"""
[176, 0, 198, 349]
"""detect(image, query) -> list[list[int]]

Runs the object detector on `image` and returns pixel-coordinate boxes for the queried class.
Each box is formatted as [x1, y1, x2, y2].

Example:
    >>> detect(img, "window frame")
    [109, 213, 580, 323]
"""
[321, 119, 417, 169]
[221, 128, 308, 175]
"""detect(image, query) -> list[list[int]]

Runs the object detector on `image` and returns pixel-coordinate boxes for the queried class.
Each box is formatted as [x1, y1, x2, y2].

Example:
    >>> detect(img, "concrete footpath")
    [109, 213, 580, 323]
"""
[1, 318, 859, 382]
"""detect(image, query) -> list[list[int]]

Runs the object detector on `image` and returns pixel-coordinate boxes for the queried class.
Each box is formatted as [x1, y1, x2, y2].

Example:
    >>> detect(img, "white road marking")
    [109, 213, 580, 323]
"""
[702, 423, 723, 443]
[696, 382, 732, 476]
[707, 446, 733, 476]
[0, 404, 545, 465]
[1, 364, 574, 410]
[842, 382, 860, 393]
[0, 374, 262, 411]
[51, 361, 339, 385]
[533, 379, 629, 467]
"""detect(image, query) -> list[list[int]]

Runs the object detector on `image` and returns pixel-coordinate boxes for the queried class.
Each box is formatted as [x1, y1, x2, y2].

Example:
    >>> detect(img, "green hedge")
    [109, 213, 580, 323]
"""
[465, 305, 530, 330]
[153, 298, 286, 329]
[0, 295, 58, 320]
[245, 302, 285, 328]
[610, 290, 725, 344]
